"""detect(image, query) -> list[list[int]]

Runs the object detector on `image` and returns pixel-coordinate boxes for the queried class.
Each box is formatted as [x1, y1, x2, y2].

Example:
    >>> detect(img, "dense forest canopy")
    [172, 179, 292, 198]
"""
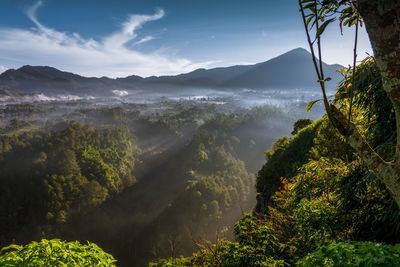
[0, 99, 297, 266]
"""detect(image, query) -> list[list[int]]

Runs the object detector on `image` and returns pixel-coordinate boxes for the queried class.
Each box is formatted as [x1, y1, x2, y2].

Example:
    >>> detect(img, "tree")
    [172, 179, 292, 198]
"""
[298, 0, 400, 208]
[292, 118, 313, 135]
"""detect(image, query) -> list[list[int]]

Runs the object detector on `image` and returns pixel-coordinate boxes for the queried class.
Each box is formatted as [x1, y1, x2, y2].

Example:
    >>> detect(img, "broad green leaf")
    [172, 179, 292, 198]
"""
[316, 18, 335, 38]
[306, 99, 322, 112]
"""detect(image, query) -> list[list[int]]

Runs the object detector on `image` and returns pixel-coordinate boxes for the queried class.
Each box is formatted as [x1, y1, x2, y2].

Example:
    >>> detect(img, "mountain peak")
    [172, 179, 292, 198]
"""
[274, 47, 311, 60]
[285, 47, 310, 55]
[18, 65, 57, 72]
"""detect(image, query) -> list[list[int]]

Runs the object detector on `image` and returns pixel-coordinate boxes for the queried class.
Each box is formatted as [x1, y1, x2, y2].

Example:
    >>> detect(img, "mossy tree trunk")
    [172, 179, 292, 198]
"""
[357, 0, 400, 162]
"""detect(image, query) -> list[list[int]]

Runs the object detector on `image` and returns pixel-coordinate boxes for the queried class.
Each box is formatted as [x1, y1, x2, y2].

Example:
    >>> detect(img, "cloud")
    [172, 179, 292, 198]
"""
[0, 65, 8, 74]
[0, 2, 212, 78]
[133, 36, 155, 46]
[103, 9, 164, 50]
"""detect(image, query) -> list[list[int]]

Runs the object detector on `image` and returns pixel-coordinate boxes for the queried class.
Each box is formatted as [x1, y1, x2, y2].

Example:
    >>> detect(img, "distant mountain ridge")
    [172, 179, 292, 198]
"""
[0, 66, 123, 95]
[0, 48, 343, 96]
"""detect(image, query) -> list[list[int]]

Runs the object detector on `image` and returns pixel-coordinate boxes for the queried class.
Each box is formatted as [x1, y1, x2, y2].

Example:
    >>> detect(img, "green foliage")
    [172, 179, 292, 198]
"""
[291, 197, 337, 251]
[140, 128, 256, 261]
[234, 214, 279, 253]
[227, 213, 286, 266]
[149, 256, 193, 266]
[0, 239, 116, 266]
[0, 121, 138, 240]
[297, 242, 400, 267]
[79, 145, 121, 194]
[256, 120, 321, 202]
[191, 240, 286, 267]
[127, 106, 294, 266]
[310, 115, 351, 161]
[291, 118, 313, 135]
[306, 99, 321, 113]
[241, 56, 400, 265]
[264, 159, 350, 261]
[0, 103, 293, 266]
[300, 0, 360, 37]
[150, 214, 288, 266]
[336, 57, 395, 160]
[337, 167, 400, 242]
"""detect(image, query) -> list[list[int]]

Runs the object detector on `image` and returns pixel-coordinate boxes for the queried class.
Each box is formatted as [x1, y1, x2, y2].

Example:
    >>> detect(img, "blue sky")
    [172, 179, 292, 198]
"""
[0, 0, 372, 77]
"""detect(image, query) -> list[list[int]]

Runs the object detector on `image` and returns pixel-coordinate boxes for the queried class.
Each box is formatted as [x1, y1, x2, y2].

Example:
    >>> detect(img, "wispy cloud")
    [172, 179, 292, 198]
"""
[133, 36, 154, 46]
[103, 9, 164, 50]
[0, 2, 212, 78]
[0, 65, 8, 74]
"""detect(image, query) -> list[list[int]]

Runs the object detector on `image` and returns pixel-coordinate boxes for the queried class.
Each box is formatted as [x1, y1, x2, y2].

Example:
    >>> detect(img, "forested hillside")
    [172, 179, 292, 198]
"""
[0, 121, 139, 242]
[0, 101, 293, 266]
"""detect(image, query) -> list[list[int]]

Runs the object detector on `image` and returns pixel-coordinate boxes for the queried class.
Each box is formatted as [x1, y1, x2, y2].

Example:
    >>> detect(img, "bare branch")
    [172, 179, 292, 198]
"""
[298, 0, 322, 81]
[298, 0, 330, 113]
[348, 18, 359, 126]
[314, 0, 329, 109]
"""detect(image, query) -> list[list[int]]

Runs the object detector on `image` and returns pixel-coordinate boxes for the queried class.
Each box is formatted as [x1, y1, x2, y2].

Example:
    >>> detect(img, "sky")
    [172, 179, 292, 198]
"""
[0, 0, 373, 78]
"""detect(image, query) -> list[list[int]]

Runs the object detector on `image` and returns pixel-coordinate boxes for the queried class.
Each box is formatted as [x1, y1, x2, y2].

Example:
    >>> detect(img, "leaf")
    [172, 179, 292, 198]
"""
[303, 2, 316, 10]
[306, 99, 322, 112]
[306, 14, 315, 27]
[316, 18, 336, 38]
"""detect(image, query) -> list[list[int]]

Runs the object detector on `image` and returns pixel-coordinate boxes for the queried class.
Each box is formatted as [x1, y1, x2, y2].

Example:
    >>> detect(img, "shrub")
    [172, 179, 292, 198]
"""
[0, 239, 116, 266]
[297, 242, 400, 266]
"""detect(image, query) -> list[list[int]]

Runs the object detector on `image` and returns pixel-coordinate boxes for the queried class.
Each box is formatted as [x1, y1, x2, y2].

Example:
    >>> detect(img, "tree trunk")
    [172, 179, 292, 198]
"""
[356, 0, 400, 160]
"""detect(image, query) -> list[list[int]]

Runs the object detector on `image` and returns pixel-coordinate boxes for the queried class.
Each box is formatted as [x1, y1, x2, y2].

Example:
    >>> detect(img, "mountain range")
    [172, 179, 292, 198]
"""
[0, 48, 343, 96]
